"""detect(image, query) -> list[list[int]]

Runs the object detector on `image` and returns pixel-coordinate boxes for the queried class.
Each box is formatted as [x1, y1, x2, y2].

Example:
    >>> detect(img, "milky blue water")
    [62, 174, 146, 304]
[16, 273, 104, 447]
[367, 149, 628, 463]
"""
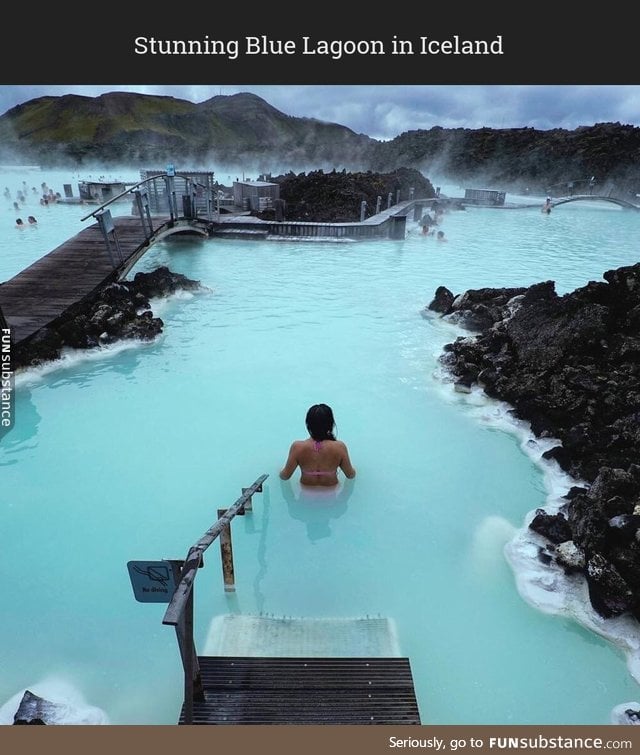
[2, 168, 640, 725]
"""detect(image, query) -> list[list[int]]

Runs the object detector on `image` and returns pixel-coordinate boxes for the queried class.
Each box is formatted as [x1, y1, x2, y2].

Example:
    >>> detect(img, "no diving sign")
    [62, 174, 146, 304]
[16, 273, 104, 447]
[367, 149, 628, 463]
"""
[127, 560, 177, 603]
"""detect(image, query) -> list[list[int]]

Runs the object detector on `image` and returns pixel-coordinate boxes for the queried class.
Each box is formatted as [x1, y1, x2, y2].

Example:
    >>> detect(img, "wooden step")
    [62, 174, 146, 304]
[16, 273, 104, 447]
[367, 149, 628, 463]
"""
[179, 656, 421, 725]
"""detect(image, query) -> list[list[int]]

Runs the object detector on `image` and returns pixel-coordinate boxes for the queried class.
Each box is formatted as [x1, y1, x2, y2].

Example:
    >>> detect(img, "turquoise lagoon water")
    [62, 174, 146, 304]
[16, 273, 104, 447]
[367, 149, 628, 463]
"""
[2, 168, 640, 724]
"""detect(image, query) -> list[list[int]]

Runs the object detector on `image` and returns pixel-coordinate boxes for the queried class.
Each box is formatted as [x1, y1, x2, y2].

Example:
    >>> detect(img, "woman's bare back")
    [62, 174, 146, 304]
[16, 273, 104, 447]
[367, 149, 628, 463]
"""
[280, 438, 356, 487]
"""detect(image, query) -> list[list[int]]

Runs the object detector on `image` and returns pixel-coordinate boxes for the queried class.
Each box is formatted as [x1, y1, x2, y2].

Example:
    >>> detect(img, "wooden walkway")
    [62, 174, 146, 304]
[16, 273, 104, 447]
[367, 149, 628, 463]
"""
[178, 656, 421, 725]
[0, 216, 170, 346]
[0, 195, 425, 349]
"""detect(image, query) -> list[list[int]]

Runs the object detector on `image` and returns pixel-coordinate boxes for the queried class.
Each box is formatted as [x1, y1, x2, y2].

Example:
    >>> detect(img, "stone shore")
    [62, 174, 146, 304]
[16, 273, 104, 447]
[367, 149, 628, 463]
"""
[427, 262, 640, 620]
[14, 266, 204, 370]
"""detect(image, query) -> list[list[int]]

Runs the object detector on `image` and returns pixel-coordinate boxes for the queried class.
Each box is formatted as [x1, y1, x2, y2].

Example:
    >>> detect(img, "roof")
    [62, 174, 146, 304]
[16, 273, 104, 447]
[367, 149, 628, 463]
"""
[234, 180, 279, 187]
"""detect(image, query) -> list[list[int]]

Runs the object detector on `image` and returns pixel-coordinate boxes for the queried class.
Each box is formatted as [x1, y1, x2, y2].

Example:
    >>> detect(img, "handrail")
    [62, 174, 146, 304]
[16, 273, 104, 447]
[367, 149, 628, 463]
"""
[80, 173, 212, 222]
[80, 175, 162, 221]
[545, 176, 596, 193]
[163, 473, 268, 627]
[161, 473, 268, 724]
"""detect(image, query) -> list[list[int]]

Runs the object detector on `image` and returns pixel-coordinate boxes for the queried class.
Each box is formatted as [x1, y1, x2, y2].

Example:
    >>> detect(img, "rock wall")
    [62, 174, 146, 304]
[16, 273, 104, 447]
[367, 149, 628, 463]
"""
[427, 263, 640, 620]
[14, 266, 204, 370]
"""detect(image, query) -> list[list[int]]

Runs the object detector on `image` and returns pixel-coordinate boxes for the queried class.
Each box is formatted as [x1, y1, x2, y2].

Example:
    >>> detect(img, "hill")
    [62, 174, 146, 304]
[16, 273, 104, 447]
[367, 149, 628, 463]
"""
[367, 123, 640, 195]
[0, 91, 374, 170]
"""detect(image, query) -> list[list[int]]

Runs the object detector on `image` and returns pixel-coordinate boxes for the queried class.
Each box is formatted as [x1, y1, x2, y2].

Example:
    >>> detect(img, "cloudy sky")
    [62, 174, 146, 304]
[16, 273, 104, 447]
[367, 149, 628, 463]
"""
[2, 84, 640, 141]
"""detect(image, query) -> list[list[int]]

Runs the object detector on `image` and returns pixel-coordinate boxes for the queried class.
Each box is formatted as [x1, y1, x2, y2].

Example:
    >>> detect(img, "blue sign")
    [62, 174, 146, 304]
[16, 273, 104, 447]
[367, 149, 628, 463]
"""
[127, 560, 177, 603]
[166, 164, 176, 177]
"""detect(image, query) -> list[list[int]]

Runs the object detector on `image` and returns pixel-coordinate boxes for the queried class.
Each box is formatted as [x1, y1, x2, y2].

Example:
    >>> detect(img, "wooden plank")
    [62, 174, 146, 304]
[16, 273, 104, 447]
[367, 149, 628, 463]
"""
[198, 657, 415, 687]
[179, 656, 421, 725]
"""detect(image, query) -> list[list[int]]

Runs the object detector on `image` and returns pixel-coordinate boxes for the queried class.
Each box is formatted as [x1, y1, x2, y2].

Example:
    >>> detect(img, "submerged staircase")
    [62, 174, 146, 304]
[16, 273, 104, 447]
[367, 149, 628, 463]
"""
[181, 614, 421, 725]
[130, 475, 421, 725]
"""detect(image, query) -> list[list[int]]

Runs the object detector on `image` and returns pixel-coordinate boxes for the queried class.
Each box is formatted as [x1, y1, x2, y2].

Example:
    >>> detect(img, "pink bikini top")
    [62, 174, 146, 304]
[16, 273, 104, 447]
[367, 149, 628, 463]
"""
[303, 440, 336, 476]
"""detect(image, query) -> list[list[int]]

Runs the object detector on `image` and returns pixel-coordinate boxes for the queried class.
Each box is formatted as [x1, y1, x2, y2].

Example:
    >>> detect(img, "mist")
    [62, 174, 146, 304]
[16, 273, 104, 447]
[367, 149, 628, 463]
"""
[3, 85, 640, 139]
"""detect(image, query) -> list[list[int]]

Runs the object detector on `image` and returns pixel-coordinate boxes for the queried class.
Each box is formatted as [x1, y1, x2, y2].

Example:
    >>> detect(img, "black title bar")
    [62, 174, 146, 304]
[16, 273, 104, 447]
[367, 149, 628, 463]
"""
[2, 13, 637, 85]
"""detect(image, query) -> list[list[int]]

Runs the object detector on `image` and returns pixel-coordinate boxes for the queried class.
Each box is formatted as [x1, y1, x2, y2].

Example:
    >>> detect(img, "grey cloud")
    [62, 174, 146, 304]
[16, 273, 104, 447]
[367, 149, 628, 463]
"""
[1, 84, 640, 141]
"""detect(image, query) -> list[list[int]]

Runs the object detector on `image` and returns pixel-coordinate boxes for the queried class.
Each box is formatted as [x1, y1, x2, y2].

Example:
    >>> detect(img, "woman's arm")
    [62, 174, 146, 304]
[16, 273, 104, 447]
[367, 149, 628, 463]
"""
[338, 442, 356, 479]
[279, 442, 300, 480]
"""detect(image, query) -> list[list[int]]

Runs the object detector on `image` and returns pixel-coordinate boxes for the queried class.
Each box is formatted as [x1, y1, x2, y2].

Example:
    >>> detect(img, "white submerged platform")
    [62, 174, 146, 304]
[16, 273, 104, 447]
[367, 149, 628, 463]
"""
[203, 614, 401, 657]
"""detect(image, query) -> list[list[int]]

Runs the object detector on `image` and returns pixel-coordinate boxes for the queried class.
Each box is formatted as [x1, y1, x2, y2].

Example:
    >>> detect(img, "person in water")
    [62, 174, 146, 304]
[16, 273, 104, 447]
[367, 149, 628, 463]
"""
[279, 403, 356, 487]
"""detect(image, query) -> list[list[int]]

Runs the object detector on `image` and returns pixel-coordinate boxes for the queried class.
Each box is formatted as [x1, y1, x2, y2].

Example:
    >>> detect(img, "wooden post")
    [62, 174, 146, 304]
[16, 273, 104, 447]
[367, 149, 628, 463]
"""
[218, 508, 236, 592]
[134, 189, 153, 239]
[168, 560, 203, 724]
[164, 175, 177, 221]
[182, 587, 196, 723]
[241, 487, 253, 513]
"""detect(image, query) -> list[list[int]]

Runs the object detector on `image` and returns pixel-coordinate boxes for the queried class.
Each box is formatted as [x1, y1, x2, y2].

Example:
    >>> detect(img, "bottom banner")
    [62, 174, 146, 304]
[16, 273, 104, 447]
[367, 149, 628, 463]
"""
[0, 725, 638, 755]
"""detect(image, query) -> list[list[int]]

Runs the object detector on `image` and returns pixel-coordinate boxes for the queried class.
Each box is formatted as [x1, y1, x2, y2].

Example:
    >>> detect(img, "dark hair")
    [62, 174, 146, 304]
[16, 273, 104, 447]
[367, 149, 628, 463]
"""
[305, 404, 336, 442]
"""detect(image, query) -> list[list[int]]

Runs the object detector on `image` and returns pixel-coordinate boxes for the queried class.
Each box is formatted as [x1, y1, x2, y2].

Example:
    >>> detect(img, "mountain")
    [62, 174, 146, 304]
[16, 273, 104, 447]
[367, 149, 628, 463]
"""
[2, 91, 640, 196]
[0, 91, 375, 170]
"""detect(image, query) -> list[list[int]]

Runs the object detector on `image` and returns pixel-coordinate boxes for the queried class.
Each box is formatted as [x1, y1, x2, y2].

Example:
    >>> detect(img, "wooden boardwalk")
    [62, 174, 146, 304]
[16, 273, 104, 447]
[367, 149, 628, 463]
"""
[178, 656, 421, 725]
[0, 195, 427, 349]
[0, 216, 169, 346]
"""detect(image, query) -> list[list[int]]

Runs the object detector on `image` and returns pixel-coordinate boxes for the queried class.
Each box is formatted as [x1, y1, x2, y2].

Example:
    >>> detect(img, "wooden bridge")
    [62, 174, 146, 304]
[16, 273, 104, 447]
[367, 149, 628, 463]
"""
[445, 193, 640, 211]
[549, 194, 640, 210]
[0, 173, 213, 348]
[0, 215, 213, 346]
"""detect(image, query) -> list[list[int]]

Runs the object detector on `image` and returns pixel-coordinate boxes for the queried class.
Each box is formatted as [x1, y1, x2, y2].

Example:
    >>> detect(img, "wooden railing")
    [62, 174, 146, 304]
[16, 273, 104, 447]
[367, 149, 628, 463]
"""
[77, 172, 216, 274]
[80, 173, 214, 224]
[162, 474, 268, 724]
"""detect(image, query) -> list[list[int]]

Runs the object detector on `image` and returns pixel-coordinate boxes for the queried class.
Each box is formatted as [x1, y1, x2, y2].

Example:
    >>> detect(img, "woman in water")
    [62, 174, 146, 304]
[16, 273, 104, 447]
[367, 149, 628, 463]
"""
[279, 403, 356, 487]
